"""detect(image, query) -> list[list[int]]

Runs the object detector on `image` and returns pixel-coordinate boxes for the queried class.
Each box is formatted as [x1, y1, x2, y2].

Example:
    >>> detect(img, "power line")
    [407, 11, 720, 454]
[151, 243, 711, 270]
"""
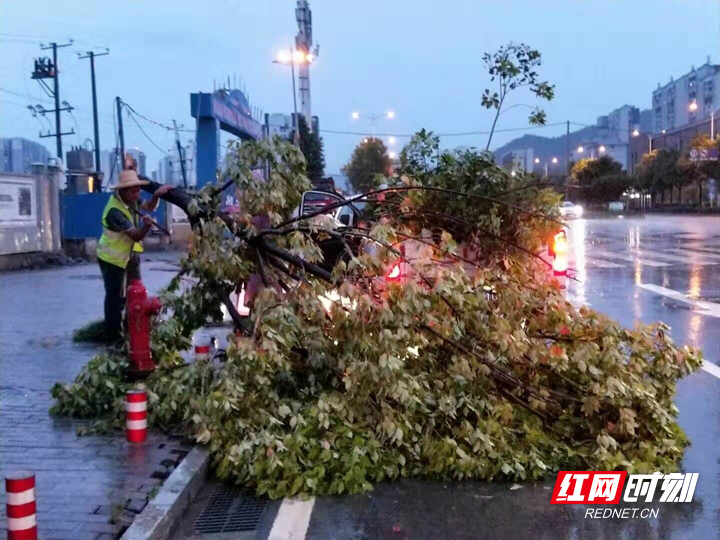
[0, 86, 54, 104]
[319, 122, 568, 138]
[0, 86, 115, 123]
[121, 101, 186, 132]
[126, 108, 170, 155]
[0, 32, 58, 41]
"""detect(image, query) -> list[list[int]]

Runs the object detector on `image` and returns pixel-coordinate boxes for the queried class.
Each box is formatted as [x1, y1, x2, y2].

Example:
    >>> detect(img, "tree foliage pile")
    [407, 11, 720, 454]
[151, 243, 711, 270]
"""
[52, 134, 701, 499]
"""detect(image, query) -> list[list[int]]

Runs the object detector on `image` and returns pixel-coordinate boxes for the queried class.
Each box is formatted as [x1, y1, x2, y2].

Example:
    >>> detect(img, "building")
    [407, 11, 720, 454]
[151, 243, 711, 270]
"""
[266, 113, 320, 140]
[570, 105, 643, 171]
[157, 141, 196, 187]
[652, 58, 720, 134]
[266, 113, 296, 140]
[0, 138, 51, 174]
[501, 148, 535, 173]
[126, 148, 147, 177]
[100, 148, 121, 187]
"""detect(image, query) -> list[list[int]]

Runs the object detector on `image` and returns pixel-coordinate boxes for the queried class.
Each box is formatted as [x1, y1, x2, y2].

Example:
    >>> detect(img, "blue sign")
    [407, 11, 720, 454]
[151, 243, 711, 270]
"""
[191, 90, 264, 188]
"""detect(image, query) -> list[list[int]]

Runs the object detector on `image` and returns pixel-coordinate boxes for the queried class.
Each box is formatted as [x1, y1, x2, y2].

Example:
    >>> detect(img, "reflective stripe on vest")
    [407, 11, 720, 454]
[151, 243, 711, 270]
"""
[96, 195, 144, 269]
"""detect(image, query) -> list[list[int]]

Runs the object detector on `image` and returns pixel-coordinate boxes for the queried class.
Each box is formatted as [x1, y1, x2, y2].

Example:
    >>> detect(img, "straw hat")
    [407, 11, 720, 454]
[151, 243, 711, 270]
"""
[111, 170, 149, 190]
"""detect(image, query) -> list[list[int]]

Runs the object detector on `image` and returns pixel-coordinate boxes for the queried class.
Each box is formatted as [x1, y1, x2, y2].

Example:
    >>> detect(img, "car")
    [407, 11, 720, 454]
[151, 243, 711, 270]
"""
[559, 201, 584, 219]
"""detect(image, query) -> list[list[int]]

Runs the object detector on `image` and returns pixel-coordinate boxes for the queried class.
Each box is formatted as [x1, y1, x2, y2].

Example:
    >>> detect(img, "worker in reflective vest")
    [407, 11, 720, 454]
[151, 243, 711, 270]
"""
[97, 169, 173, 342]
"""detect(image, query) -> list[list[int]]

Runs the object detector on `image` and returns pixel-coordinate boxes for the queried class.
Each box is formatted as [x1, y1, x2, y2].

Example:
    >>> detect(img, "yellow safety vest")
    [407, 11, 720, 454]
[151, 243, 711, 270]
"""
[96, 194, 144, 269]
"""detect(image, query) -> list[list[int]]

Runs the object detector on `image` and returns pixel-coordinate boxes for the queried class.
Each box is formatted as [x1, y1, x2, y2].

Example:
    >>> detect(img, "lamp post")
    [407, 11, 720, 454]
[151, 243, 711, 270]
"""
[632, 129, 654, 154]
[534, 156, 559, 177]
[351, 110, 395, 136]
[274, 48, 314, 144]
[690, 100, 715, 140]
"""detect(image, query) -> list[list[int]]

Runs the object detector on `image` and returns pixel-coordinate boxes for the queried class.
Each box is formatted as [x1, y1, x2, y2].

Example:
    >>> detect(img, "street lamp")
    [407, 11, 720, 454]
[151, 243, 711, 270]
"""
[689, 100, 699, 113]
[534, 158, 540, 164]
[552, 157, 558, 164]
[632, 129, 653, 153]
[274, 48, 314, 144]
[599, 145, 606, 153]
[389, 151, 397, 159]
[577, 146, 584, 153]
[388, 136, 397, 145]
[351, 111, 395, 135]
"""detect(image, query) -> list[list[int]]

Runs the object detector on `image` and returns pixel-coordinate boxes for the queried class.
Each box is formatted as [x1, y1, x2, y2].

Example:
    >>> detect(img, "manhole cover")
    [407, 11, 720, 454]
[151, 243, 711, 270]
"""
[192, 485, 267, 535]
[68, 274, 103, 280]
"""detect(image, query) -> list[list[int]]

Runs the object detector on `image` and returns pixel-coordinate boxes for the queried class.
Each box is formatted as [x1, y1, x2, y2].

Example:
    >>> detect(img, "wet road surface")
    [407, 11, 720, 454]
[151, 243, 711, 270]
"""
[175, 215, 720, 540]
[0, 252, 191, 539]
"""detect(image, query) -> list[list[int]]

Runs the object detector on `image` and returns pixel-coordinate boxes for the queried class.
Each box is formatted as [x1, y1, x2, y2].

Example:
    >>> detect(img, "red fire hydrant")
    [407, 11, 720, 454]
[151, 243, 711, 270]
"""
[127, 279, 162, 375]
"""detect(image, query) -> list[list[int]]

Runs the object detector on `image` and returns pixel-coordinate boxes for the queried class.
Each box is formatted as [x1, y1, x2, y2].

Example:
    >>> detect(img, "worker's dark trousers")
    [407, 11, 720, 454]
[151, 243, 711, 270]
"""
[99, 255, 141, 341]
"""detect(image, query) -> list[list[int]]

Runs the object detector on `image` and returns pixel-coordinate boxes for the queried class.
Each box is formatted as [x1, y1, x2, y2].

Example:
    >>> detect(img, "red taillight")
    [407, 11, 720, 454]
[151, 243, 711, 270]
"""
[553, 231, 568, 255]
[387, 263, 401, 281]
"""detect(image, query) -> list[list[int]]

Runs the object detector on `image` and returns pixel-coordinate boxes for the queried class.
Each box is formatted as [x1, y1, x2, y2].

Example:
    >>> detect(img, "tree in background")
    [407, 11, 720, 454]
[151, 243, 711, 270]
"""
[342, 137, 392, 193]
[482, 43, 555, 151]
[569, 156, 629, 204]
[298, 116, 325, 182]
[634, 149, 684, 205]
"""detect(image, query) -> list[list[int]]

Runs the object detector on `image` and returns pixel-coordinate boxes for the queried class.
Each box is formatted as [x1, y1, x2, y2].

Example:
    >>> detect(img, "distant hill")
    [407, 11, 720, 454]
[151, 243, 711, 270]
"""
[492, 126, 599, 172]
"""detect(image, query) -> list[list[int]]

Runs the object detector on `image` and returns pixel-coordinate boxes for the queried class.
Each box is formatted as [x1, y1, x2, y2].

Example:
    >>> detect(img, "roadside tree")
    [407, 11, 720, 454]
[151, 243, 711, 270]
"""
[482, 43, 555, 151]
[342, 137, 392, 193]
[569, 156, 628, 205]
[298, 115, 326, 182]
[52, 134, 700, 499]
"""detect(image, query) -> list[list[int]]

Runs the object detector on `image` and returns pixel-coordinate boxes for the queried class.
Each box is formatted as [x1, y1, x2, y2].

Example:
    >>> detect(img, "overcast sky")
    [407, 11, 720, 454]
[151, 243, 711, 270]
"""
[1, 0, 718, 179]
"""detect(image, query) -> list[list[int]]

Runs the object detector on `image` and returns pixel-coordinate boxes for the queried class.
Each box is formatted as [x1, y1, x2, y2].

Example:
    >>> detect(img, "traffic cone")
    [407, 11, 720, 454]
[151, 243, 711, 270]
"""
[5, 472, 37, 540]
[125, 390, 148, 443]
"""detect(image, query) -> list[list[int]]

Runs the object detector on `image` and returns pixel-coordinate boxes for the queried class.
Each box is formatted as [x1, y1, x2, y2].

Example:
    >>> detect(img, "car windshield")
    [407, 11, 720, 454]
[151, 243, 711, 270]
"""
[562, 202, 575, 207]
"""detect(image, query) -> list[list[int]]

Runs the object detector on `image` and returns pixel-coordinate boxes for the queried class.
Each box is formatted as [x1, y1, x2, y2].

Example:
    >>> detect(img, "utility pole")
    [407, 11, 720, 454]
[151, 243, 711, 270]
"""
[565, 121, 570, 199]
[173, 120, 188, 189]
[32, 41, 74, 159]
[79, 49, 109, 174]
[116, 97, 125, 168]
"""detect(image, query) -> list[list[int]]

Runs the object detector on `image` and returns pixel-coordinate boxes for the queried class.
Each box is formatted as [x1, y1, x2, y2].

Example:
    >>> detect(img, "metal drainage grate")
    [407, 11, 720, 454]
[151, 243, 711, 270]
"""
[192, 484, 267, 534]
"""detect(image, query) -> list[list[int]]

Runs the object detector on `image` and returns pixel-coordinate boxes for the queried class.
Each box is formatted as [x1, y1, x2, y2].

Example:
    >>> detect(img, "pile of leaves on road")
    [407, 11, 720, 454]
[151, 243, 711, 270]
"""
[51, 132, 702, 499]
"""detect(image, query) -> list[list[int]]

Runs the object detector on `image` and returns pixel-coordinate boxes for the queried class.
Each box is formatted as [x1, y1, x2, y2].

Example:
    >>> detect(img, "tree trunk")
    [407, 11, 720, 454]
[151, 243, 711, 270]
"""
[698, 179, 703, 206]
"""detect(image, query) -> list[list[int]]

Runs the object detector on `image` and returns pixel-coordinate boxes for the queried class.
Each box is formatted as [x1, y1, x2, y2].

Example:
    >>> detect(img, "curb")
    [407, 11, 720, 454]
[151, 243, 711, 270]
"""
[121, 446, 210, 540]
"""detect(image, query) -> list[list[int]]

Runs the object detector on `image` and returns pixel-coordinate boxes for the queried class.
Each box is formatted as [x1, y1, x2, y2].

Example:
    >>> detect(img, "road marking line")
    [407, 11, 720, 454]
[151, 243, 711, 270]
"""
[668, 248, 720, 262]
[702, 361, 720, 379]
[268, 497, 315, 540]
[632, 251, 717, 265]
[637, 283, 720, 318]
[592, 251, 670, 267]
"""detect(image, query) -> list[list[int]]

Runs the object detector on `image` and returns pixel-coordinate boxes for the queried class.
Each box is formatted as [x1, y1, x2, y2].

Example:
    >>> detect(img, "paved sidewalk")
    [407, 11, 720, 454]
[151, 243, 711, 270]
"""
[0, 253, 192, 540]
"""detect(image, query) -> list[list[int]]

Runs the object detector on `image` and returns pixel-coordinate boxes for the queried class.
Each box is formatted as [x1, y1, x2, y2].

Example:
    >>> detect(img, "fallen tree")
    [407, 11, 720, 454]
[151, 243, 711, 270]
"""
[52, 133, 701, 499]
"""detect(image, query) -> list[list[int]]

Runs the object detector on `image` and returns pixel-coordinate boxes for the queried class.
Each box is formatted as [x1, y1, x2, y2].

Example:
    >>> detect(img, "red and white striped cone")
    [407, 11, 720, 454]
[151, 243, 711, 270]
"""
[5, 472, 37, 540]
[194, 344, 211, 362]
[125, 390, 148, 443]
